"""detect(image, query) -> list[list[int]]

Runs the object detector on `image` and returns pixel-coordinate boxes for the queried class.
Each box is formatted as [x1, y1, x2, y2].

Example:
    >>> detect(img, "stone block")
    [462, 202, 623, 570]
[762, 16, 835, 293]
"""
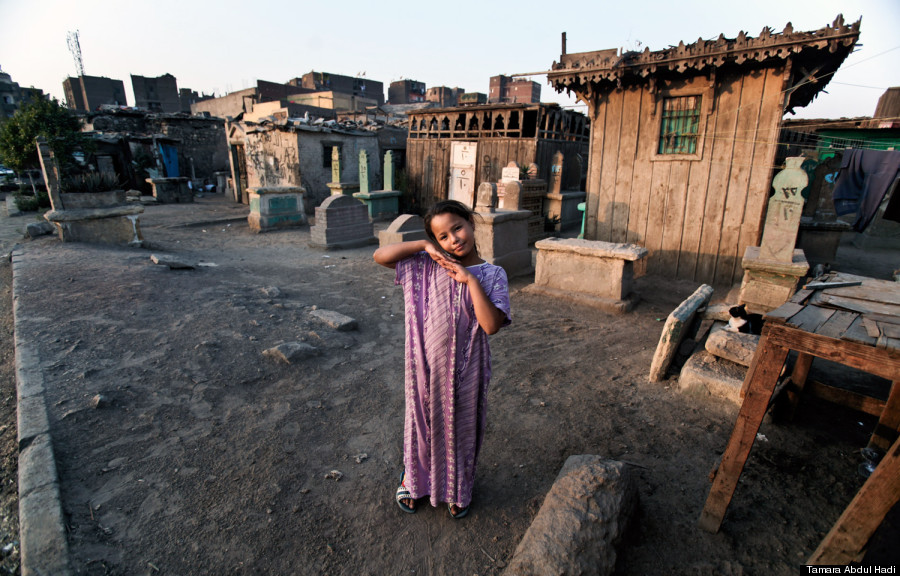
[678, 351, 745, 405]
[648, 284, 714, 382]
[504, 455, 637, 576]
[740, 246, 809, 314]
[705, 327, 759, 367]
[309, 309, 358, 331]
[263, 342, 319, 363]
[525, 238, 647, 313]
[378, 214, 427, 246]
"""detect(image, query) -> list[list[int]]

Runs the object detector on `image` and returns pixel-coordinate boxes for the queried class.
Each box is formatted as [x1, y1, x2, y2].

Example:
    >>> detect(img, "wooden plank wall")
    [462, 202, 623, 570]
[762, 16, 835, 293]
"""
[585, 68, 785, 286]
[406, 138, 585, 210]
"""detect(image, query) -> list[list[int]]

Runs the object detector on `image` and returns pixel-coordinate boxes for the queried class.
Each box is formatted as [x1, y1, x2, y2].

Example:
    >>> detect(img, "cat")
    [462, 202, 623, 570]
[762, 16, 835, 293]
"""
[726, 304, 764, 335]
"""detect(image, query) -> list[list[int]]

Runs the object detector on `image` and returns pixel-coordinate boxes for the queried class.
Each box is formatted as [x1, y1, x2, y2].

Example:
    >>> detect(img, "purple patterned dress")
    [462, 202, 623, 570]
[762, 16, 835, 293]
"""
[395, 252, 511, 508]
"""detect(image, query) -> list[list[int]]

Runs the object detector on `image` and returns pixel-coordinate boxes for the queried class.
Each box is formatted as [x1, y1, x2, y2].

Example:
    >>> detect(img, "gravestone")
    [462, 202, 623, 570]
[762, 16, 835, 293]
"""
[501, 161, 521, 183]
[331, 146, 341, 184]
[739, 157, 810, 313]
[378, 214, 427, 246]
[549, 151, 563, 195]
[472, 182, 532, 277]
[383, 151, 394, 191]
[358, 150, 369, 194]
[759, 157, 808, 262]
[476, 182, 498, 213]
[309, 194, 376, 249]
[326, 145, 360, 196]
[354, 150, 400, 220]
[499, 180, 522, 211]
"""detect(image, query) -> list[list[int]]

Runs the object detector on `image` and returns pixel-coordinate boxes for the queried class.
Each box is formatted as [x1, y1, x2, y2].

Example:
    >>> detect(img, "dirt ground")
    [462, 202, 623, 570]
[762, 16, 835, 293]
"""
[1, 195, 898, 575]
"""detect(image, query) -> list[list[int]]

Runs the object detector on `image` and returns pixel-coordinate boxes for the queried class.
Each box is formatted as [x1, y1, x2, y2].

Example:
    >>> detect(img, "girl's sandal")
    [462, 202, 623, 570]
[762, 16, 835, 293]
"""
[396, 471, 416, 514]
[447, 503, 469, 519]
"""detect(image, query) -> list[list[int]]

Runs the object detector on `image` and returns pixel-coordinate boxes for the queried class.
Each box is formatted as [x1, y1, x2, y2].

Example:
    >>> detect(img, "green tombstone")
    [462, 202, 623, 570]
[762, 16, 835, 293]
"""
[359, 150, 369, 194]
[384, 151, 394, 191]
[331, 146, 341, 183]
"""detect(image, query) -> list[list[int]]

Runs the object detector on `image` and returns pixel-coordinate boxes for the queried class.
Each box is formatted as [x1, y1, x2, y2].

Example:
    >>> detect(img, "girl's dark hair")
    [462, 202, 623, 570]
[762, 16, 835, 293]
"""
[423, 200, 476, 244]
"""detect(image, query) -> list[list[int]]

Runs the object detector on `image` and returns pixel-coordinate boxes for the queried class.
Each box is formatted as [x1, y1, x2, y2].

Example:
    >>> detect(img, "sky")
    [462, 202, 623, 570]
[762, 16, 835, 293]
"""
[1, 0, 898, 120]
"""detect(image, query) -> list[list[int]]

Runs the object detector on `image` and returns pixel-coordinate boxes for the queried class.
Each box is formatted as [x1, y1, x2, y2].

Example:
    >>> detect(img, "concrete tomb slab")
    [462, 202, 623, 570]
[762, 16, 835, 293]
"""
[524, 238, 648, 313]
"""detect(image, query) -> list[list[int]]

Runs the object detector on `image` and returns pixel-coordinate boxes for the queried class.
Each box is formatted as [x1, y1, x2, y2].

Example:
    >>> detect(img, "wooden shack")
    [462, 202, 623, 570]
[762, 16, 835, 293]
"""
[548, 16, 860, 285]
[405, 103, 589, 211]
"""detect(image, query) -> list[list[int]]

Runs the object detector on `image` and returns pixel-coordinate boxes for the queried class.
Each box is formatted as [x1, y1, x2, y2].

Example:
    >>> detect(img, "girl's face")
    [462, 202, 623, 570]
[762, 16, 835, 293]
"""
[429, 212, 476, 263]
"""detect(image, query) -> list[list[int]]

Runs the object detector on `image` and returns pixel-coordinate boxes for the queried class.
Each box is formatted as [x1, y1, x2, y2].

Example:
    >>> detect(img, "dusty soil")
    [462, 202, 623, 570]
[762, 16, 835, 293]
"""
[2, 195, 898, 575]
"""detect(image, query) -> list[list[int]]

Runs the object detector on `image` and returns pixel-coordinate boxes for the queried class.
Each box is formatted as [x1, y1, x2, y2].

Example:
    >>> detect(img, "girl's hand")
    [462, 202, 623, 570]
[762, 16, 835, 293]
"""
[424, 242, 457, 268]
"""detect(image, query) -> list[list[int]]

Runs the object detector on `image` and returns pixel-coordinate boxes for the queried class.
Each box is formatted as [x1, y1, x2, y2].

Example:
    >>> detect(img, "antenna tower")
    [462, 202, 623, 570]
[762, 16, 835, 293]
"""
[67, 30, 85, 76]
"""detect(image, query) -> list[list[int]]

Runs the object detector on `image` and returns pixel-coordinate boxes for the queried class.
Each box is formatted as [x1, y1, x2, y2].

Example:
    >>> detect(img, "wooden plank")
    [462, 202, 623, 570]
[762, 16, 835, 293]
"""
[696, 72, 742, 283]
[843, 316, 879, 347]
[787, 305, 836, 334]
[612, 86, 641, 244]
[824, 275, 900, 306]
[659, 160, 691, 277]
[815, 293, 900, 317]
[879, 322, 900, 340]
[585, 96, 608, 240]
[763, 302, 805, 324]
[863, 318, 882, 339]
[599, 89, 624, 242]
[870, 380, 900, 450]
[644, 161, 673, 275]
[716, 71, 762, 286]
[765, 323, 900, 382]
[808, 433, 900, 565]
[699, 341, 790, 533]
[676, 97, 715, 280]
[790, 288, 814, 304]
[817, 310, 859, 339]
[805, 380, 886, 417]
[803, 280, 863, 290]
[785, 353, 814, 419]
[625, 87, 657, 248]
[737, 66, 786, 282]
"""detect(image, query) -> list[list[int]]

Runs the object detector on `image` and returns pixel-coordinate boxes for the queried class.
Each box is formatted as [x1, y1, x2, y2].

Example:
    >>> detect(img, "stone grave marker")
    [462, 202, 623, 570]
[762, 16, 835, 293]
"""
[550, 151, 564, 195]
[476, 182, 497, 213]
[331, 146, 341, 183]
[501, 161, 521, 183]
[358, 150, 369, 194]
[383, 150, 394, 191]
[758, 157, 808, 262]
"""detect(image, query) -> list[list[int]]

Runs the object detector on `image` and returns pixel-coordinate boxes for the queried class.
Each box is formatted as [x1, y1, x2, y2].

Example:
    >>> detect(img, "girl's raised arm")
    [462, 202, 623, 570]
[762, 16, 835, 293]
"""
[373, 240, 433, 269]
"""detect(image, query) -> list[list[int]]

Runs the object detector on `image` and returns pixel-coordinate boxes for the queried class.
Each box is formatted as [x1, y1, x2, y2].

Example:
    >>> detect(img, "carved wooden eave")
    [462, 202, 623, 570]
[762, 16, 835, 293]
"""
[548, 15, 860, 114]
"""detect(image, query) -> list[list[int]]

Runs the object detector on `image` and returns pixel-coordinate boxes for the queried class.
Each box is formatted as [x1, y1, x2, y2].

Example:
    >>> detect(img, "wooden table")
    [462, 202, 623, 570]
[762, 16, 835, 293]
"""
[698, 273, 900, 564]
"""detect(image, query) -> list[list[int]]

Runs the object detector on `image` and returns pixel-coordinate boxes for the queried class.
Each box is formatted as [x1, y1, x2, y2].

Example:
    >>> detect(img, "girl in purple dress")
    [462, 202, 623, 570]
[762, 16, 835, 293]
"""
[373, 200, 511, 519]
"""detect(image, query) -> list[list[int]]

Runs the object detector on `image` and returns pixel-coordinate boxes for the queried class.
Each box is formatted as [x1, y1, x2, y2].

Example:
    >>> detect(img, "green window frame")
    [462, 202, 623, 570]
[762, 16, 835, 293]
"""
[658, 95, 701, 155]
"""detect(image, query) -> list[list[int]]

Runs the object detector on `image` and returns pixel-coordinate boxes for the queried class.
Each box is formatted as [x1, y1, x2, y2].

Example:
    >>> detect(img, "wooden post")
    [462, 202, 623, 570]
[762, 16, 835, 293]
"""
[869, 380, 900, 451]
[699, 332, 789, 533]
[807, 433, 900, 565]
[35, 137, 63, 210]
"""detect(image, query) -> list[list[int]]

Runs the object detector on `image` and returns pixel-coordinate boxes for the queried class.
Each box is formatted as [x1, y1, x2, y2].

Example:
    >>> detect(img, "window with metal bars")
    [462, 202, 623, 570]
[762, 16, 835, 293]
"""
[658, 95, 701, 155]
